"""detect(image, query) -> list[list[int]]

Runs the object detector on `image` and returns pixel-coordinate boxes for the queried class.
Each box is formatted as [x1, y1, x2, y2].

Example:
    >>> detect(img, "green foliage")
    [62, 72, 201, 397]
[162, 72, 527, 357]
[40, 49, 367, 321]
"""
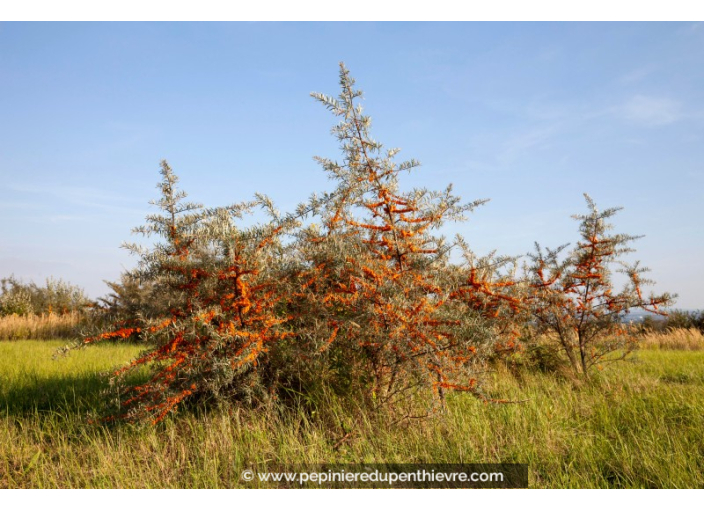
[640, 309, 704, 334]
[98, 273, 159, 320]
[0, 278, 34, 316]
[95, 272, 170, 341]
[0, 275, 90, 317]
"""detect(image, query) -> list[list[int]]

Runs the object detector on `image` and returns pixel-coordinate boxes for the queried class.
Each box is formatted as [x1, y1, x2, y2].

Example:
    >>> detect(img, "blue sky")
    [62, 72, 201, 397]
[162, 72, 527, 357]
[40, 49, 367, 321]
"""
[1, 22, 702, 308]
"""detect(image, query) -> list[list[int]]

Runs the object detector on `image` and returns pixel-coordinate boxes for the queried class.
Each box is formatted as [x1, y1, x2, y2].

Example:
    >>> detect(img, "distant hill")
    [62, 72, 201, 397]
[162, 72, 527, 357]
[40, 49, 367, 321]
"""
[622, 309, 702, 323]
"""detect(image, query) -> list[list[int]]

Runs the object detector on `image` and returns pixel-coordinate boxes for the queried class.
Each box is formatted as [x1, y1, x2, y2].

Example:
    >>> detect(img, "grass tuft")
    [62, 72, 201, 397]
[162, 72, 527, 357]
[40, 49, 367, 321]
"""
[0, 313, 87, 340]
[638, 328, 704, 351]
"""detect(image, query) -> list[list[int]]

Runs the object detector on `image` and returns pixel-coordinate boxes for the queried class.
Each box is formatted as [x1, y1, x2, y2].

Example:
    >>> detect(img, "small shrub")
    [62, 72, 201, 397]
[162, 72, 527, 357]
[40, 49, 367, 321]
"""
[524, 194, 675, 377]
[0, 275, 90, 316]
[79, 162, 295, 423]
[0, 285, 34, 316]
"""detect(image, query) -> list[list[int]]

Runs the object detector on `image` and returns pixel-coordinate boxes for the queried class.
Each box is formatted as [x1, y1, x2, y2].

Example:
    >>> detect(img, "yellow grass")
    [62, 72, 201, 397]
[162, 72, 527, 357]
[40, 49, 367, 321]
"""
[639, 328, 704, 351]
[0, 312, 86, 340]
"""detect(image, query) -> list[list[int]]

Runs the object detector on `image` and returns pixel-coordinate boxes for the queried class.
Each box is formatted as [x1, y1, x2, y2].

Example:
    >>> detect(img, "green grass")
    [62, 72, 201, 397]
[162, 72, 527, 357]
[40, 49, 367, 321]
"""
[1, 340, 703, 488]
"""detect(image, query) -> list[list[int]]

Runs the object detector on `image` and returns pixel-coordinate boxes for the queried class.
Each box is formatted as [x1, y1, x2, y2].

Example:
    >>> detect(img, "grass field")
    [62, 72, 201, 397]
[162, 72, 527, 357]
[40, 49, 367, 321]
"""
[1, 338, 703, 488]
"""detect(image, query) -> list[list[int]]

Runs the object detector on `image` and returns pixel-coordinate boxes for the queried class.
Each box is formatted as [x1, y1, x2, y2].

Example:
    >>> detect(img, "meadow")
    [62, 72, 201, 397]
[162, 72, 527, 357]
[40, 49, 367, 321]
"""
[1, 332, 702, 488]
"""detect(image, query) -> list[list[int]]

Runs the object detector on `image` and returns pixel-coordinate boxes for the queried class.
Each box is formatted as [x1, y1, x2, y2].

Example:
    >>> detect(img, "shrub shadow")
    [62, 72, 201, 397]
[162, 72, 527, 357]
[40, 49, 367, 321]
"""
[0, 372, 145, 417]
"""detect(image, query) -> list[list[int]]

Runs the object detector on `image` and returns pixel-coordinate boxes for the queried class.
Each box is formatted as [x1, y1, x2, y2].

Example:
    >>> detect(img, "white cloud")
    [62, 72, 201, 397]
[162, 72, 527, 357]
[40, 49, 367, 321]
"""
[6, 183, 148, 216]
[677, 22, 702, 36]
[499, 124, 560, 163]
[618, 65, 657, 85]
[621, 95, 683, 126]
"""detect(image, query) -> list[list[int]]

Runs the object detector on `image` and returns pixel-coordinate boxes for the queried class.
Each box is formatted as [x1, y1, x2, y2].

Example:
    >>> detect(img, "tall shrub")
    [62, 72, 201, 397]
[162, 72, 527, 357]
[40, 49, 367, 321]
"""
[286, 64, 498, 414]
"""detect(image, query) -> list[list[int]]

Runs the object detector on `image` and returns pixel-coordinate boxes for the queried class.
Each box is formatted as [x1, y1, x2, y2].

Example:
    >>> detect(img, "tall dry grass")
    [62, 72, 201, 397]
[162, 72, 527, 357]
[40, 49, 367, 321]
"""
[639, 328, 704, 351]
[0, 312, 86, 340]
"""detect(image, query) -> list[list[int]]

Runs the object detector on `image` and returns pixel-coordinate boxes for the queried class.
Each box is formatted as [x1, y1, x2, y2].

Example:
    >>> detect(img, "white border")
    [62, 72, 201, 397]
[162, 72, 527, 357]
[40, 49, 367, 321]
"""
[2, 1, 704, 22]
[0, 488, 695, 504]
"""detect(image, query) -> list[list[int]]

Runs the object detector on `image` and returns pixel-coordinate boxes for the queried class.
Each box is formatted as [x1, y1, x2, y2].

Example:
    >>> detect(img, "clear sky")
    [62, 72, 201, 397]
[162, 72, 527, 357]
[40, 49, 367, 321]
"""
[1, 22, 702, 308]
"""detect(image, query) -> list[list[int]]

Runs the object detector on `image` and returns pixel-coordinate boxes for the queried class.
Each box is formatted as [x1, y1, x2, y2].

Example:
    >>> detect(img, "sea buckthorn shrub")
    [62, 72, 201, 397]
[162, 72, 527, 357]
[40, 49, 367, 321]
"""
[82, 162, 296, 423]
[281, 64, 503, 414]
[82, 64, 672, 423]
[524, 194, 674, 377]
